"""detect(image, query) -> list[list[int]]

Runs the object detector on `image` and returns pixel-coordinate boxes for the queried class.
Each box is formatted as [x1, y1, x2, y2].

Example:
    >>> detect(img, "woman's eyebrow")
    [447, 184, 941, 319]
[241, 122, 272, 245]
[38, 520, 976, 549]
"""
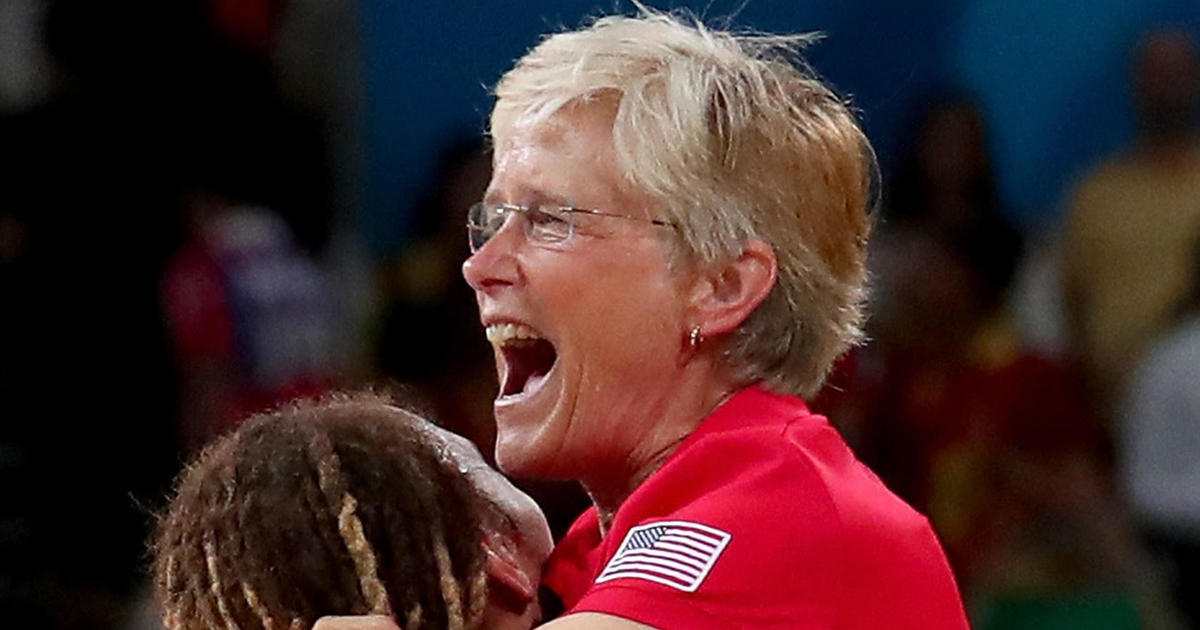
[484, 187, 573, 208]
[530, 190, 573, 207]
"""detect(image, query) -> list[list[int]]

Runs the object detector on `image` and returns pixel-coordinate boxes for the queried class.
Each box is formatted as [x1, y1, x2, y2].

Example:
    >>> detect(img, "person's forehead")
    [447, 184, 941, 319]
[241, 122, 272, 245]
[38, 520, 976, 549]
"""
[496, 99, 619, 160]
[489, 101, 659, 217]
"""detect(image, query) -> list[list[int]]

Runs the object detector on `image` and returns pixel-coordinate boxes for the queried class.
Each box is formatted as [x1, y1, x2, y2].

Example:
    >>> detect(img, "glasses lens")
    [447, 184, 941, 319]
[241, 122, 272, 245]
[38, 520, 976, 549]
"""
[525, 205, 572, 243]
[467, 202, 496, 252]
[466, 203, 575, 252]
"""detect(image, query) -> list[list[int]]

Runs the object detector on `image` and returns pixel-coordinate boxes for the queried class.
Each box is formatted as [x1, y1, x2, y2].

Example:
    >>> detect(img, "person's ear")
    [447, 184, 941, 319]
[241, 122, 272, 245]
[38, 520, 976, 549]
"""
[482, 530, 537, 607]
[685, 238, 777, 339]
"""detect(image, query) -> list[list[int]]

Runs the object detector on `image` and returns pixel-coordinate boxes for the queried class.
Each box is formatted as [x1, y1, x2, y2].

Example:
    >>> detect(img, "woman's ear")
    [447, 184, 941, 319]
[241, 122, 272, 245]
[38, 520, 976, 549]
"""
[686, 239, 777, 338]
[482, 530, 537, 607]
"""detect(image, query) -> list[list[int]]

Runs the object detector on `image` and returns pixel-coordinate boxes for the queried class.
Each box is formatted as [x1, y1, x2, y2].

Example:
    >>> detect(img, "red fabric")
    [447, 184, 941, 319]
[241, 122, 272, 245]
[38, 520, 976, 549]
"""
[207, 0, 278, 52]
[162, 244, 236, 361]
[542, 385, 969, 630]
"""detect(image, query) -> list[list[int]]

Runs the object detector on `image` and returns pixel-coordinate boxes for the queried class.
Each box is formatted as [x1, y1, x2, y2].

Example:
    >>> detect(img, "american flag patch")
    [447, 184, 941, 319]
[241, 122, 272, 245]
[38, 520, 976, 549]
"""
[595, 520, 732, 592]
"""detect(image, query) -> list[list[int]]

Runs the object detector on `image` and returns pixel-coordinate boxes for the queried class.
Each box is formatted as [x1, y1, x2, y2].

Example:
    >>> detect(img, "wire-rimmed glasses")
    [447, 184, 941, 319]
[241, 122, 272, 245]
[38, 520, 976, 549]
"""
[466, 201, 676, 253]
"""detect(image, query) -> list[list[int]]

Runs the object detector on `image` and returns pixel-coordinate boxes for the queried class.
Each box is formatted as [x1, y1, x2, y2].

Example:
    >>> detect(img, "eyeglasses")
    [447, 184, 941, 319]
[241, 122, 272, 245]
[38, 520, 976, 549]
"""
[466, 201, 676, 253]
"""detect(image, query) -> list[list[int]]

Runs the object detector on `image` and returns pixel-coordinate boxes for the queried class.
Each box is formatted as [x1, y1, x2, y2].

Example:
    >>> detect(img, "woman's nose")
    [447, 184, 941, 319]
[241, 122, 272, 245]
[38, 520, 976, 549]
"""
[462, 214, 523, 291]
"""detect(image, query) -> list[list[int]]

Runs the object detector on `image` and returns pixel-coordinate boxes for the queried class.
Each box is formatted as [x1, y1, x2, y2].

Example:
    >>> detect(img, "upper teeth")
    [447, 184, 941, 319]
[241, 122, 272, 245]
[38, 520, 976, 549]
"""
[486, 323, 543, 346]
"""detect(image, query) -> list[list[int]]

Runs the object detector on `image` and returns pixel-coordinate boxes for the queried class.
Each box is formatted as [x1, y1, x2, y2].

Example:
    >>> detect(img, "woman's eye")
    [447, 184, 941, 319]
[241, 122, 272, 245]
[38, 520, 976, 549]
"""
[527, 206, 569, 227]
[525, 207, 574, 243]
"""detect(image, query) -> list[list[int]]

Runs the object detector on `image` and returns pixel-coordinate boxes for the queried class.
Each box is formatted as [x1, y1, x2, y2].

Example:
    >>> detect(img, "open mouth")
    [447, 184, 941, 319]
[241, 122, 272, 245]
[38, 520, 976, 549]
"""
[486, 323, 558, 398]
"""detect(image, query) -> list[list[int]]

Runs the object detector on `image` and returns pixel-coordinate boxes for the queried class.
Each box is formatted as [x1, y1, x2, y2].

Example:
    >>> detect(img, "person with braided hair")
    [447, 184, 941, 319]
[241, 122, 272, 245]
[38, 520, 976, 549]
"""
[152, 392, 553, 630]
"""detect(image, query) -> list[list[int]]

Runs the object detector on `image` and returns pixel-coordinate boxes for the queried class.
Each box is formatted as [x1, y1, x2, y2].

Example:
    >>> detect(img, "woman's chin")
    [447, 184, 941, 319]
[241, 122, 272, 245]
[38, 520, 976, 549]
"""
[493, 433, 540, 476]
[494, 442, 548, 479]
[494, 400, 558, 477]
[493, 431, 574, 481]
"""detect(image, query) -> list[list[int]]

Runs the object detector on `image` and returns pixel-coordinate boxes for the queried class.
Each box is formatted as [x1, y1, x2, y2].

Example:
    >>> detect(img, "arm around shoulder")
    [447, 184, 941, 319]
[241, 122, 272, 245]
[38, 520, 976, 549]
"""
[539, 612, 661, 630]
[312, 616, 400, 630]
[310, 612, 660, 630]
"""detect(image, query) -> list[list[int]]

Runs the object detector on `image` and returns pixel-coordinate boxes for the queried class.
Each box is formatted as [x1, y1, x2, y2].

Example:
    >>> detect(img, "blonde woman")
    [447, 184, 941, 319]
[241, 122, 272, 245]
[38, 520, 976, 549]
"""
[324, 7, 967, 630]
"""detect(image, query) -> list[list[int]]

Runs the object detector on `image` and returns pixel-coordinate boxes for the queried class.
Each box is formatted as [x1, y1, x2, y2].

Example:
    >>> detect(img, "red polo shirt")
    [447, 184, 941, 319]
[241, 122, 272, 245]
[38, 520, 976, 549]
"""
[542, 385, 969, 630]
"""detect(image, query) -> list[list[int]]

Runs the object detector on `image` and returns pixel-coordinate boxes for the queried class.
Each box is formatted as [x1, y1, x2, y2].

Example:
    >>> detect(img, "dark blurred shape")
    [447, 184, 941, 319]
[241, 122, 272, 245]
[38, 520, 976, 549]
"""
[886, 90, 1024, 306]
[1063, 28, 1200, 419]
[1, 2, 185, 625]
[376, 137, 495, 439]
[1134, 30, 1200, 143]
[0, 0, 338, 626]
[206, 0, 283, 53]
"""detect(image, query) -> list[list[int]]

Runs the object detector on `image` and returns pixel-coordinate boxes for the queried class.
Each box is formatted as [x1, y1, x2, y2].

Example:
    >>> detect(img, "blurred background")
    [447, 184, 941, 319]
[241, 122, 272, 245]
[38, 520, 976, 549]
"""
[2, 0, 1200, 628]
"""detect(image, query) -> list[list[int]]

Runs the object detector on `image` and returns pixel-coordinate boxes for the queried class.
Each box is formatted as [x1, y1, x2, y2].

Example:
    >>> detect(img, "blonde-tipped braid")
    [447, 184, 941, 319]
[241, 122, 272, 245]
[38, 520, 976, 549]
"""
[404, 602, 423, 630]
[431, 520, 465, 630]
[336, 492, 394, 616]
[465, 567, 489, 630]
[311, 432, 394, 617]
[185, 525, 226, 630]
[240, 582, 277, 630]
[203, 537, 242, 630]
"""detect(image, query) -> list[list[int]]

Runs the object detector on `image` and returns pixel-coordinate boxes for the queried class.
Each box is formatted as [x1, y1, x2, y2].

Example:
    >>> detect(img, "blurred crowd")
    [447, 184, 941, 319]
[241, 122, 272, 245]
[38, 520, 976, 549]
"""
[1, 2, 1199, 629]
[817, 30, 1200, 630]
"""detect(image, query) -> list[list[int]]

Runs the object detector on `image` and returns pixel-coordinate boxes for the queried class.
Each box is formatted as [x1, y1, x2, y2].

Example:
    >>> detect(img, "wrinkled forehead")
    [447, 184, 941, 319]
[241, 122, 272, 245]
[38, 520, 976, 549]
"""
[489, 99, 664, 221]
[492, 95, 621, 161]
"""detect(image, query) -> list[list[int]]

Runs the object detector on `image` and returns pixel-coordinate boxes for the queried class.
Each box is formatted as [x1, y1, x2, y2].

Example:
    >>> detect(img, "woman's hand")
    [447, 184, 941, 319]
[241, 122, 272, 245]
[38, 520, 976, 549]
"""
[311, 612, 660, 630]
[312, 616, 400, 630]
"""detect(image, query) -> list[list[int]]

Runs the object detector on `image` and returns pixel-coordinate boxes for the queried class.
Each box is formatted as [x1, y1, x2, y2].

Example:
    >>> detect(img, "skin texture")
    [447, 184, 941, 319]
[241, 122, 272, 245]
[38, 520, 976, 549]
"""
[463, 102, 704, 503]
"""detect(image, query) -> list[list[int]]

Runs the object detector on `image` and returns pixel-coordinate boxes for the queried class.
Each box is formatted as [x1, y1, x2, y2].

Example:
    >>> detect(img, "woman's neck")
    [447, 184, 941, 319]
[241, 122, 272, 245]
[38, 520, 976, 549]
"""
[583, 373, 745, 536]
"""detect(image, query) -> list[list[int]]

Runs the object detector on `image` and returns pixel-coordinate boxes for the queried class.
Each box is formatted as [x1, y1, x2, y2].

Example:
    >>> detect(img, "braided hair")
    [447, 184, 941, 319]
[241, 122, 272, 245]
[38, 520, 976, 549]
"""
[153, 392, 492, 630]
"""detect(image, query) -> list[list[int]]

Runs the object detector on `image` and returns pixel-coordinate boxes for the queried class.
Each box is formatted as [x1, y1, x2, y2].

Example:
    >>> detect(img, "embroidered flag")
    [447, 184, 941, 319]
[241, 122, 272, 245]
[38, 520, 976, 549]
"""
[595, 520, 732, 592]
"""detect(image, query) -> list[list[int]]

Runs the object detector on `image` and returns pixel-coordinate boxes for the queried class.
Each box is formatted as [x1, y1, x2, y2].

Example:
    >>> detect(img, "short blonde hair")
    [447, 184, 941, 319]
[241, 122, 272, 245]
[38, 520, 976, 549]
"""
[492, 8, 876, 397]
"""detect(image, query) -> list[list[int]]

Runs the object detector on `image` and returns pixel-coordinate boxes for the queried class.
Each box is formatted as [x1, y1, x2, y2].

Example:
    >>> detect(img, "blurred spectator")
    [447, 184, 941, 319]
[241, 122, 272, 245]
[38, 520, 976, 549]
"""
[1010, 231, 1072, 360]
[158, 28, 343, 453]
[884, 91, 1023, 289]
[0, 1, 349, 626]
[822, 91, 1028, 580]
[1063, 29, 1200, 418]
[1120, 233, 1200, 629]
[818, 92, 1177, 628]
[162, 191, 342, 453]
